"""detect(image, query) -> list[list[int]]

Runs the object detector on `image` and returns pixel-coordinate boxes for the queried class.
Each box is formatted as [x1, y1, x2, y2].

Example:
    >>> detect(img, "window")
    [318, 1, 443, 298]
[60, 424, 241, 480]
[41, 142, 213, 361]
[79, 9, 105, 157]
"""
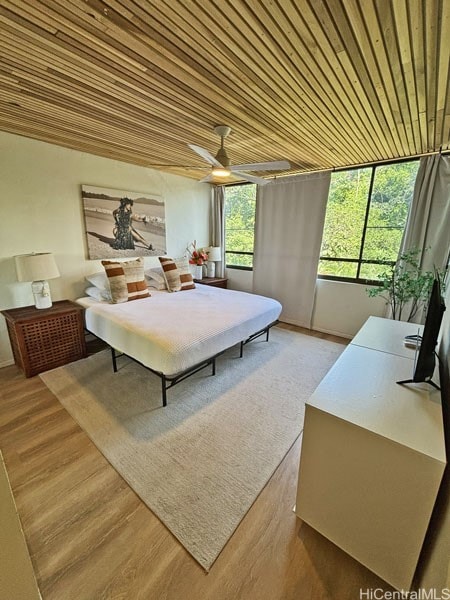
[224, 183, 256, 269]
[318, 159, 420, 283]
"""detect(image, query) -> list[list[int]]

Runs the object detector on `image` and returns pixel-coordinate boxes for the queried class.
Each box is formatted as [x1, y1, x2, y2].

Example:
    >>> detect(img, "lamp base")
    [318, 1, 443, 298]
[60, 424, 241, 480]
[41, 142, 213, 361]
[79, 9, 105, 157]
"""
[207, 261, 216, 278]
[32, 280, 52, 309]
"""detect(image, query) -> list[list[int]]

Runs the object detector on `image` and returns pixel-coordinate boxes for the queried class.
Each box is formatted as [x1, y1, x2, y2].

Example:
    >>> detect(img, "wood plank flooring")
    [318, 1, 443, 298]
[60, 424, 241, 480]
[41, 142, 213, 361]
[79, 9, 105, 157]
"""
[0, 325, 393, 599]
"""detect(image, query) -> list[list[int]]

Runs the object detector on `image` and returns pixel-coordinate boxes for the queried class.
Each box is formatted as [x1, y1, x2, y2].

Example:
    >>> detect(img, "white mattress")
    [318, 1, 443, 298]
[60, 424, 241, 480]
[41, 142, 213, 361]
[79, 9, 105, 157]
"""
[77, 284, 282, 376]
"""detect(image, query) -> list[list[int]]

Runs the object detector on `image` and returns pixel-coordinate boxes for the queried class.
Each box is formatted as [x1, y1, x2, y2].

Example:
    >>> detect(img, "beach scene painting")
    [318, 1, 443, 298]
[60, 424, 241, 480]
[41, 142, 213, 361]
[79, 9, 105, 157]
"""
[81, 185, 167, 260]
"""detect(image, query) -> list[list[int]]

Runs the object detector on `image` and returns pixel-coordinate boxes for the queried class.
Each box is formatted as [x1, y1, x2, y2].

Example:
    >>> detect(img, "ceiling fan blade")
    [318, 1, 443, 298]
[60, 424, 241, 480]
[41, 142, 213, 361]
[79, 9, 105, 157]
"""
[188, 144, 223, 167]
[199, 173, 213, 183]
[230, 160, 291, 172]
[233, 171, 269, 185]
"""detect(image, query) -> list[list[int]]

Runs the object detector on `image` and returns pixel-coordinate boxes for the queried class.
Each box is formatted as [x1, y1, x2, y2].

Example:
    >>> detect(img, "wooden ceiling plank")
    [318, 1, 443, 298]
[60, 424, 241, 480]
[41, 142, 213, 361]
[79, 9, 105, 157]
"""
[0, 0, 446, 175]
[277, 0, 390, 157]
[217, 0, 370, 162]
[122, 0, 362, 164]
[425, 0, 440, 150]
[0, 13, 274, 162]
[359, 0, 410, 155]
[115, 0, 347, 164]
[308, 0, 393, 159]
[322, 0, 399, 159]
[392, 0, 422, 153]
[434, 0, 450, 148]
[374, 0, 416, 154]
[2, 0, 58, 34]
[342, 0, 405, 156]
[43, 0, 332, 164]
[222, 0, 369, 153]
[0, 0, 390, 164]
[408, 0, 428, 153]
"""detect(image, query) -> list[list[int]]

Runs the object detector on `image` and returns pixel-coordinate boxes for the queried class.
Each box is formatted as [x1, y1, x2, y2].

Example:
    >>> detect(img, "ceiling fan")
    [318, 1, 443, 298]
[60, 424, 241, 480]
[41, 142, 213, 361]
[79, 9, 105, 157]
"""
[188, 125, 290, 185]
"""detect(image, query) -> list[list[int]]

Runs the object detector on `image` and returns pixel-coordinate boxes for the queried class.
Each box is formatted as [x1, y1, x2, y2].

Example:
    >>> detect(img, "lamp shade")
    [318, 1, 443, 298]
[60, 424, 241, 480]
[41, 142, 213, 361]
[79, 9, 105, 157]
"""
[15, 253, 60, 282]
[207, 247, 222, 262]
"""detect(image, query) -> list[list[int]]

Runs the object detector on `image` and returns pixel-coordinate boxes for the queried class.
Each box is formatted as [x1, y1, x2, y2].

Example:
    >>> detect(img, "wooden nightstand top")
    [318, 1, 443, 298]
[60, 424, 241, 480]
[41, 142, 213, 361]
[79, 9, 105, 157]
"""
[1, 300, 83, 322]
[194, 277, 228, 289]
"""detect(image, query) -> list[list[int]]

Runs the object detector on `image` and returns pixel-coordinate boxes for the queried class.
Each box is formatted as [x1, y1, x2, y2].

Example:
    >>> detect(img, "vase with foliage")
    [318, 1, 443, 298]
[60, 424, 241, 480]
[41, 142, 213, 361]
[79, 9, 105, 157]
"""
[366, 248, 444, 322]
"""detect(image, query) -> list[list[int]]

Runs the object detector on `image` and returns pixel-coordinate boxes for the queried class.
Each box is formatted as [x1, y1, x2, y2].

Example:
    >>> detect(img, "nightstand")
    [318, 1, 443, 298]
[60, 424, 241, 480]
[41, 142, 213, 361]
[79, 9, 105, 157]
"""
[194, 277, 228, 289]
[1, 300, 87, 377]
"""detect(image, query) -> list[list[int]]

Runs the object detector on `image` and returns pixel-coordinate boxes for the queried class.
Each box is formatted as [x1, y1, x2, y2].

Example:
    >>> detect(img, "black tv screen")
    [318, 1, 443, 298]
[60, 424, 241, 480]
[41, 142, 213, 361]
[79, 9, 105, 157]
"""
[412, 277, 446, 386]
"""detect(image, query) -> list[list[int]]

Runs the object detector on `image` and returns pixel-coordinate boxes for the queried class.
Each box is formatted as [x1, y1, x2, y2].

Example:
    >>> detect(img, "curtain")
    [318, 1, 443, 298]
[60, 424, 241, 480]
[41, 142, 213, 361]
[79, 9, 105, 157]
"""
[253, 172, 331, 328]
[211, 185, 225, 278]
[400, 154, 450, 271]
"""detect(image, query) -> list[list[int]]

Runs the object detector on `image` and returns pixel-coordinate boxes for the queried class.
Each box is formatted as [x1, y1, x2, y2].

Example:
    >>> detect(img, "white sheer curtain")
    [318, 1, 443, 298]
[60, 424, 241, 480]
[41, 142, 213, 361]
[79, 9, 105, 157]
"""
[253, 172, 331, 328]
[400, 154, 450, 271]
[211, 185, 225, 278]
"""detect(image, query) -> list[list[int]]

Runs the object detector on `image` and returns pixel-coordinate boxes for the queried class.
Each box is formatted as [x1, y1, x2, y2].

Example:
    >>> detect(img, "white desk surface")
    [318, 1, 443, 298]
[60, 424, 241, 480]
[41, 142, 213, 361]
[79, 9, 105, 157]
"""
[351, 316, 424, 359]
[307, 343, 445, 463]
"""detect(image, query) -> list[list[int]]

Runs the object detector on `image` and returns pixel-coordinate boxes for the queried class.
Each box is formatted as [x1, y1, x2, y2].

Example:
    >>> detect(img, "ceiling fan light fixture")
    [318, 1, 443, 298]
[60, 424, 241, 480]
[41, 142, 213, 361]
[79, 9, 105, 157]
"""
[212, 167, 231, 177]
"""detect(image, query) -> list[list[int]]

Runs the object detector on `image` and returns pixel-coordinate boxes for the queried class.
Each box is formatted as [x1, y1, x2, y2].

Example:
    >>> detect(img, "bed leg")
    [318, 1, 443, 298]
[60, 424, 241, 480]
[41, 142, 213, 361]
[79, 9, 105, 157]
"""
[266, 327, 270, 342]
[161, 375, 167, 407]
[240, 341, 244, 358]
[212, 358, 216, 376]
[111, 347, 118, 372]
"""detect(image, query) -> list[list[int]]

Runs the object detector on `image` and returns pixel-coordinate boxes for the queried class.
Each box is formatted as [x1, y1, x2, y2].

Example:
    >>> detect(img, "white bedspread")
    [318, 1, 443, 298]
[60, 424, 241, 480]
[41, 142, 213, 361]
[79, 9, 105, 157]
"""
[77, 285, 282, 375]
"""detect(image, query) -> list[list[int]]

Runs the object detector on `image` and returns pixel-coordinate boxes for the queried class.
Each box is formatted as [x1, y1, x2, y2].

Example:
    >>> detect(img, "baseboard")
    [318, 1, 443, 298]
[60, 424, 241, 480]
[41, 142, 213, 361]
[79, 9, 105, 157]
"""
[310, 326, 353, 340]
[0, 359, 14, 369]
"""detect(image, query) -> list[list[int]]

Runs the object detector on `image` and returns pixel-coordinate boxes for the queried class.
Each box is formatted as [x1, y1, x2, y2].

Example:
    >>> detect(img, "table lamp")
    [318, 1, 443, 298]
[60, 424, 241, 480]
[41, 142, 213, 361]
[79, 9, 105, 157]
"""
[206, 246, 222, 278]
[15, 252, 60, 309]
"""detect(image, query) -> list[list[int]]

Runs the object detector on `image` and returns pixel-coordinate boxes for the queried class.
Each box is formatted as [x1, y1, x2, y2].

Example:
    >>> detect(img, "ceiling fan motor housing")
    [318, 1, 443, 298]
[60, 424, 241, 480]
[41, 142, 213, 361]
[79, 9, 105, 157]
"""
[215, 147, 230, 167]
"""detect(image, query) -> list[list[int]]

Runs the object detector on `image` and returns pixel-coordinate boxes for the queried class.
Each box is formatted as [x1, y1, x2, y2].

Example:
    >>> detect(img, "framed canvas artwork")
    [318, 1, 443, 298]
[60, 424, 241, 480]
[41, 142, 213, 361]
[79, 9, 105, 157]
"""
[81, 185, 167, 260]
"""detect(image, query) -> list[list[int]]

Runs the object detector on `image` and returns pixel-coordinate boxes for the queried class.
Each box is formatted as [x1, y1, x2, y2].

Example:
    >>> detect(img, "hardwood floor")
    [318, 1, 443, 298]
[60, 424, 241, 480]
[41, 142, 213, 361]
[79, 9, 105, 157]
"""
[0, 325, 393, 599]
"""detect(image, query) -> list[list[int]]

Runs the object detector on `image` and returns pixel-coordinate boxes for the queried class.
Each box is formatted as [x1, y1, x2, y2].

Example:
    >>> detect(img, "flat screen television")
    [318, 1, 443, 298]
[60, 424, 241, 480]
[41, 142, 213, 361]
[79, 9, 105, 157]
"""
[397, 276, 446, 390]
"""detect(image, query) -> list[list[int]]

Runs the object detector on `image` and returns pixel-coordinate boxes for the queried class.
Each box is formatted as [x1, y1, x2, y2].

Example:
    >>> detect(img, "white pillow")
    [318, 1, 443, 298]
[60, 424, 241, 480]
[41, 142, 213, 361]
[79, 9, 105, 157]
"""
[85, 286, 112, 302]
[85, 271, 110, 291]
[145, 267, 167, 289]
[147, 280, 166, 291]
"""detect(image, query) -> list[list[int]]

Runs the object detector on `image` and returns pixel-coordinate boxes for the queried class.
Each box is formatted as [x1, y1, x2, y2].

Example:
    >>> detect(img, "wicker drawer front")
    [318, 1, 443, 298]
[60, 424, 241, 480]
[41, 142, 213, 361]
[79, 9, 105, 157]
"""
[2, 301, 87, 377]
[20, 313, 85, 376]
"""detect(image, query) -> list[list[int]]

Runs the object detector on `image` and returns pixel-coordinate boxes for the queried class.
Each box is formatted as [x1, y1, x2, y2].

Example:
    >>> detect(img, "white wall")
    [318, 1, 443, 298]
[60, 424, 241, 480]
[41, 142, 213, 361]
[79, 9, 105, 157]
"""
[0, 132, 211, 366]
[227, 269, 387, 338]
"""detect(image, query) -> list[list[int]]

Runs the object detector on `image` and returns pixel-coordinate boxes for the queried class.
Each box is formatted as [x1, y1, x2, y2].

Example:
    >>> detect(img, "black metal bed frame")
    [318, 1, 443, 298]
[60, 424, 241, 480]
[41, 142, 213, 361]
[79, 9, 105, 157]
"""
[107, 320, 278, 407]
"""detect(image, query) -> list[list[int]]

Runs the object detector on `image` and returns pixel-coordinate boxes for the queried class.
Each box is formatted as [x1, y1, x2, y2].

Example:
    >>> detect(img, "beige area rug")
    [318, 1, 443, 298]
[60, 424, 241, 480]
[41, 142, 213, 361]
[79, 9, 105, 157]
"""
[40, 327, 344, 571]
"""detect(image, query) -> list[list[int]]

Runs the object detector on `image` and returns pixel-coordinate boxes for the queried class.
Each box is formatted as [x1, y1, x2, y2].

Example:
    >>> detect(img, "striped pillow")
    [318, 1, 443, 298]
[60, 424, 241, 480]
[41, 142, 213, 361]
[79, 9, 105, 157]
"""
[101, 258, 150, 303]
[159, 256, 196, 292]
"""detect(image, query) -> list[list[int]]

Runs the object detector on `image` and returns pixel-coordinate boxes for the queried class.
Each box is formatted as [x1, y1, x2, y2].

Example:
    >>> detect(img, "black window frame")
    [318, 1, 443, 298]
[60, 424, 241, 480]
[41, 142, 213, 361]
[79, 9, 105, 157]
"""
[224, 182, 256, 271]
[318, 157, 420, 286]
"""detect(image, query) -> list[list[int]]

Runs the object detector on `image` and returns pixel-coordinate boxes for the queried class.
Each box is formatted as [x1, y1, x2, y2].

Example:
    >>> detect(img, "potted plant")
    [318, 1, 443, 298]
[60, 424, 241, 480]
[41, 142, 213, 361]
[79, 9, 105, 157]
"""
[367, 248, 445, 322]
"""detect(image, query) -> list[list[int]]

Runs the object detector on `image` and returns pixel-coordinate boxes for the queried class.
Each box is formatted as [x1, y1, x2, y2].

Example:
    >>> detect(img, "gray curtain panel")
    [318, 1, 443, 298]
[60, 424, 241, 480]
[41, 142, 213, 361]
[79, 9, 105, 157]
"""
[253, 172, 331, 328]
[211, 185, 225, 278]
[400, 154, 450, 271]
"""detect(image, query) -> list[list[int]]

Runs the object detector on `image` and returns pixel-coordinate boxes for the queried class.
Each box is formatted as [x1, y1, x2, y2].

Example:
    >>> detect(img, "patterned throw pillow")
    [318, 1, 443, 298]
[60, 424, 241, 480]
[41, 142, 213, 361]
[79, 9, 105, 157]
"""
[158, 256, 196, 292]
[101, 258, 150, 303]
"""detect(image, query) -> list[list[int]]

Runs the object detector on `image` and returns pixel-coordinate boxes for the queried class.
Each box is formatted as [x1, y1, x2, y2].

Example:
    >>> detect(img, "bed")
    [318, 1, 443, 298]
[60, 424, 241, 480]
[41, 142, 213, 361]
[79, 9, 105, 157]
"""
[77, 284, 282, 406]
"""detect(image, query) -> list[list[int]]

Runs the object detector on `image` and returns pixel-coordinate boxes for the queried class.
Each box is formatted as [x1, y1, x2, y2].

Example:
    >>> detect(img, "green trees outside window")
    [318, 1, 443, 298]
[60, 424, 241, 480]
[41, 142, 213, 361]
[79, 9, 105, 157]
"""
[223, 159, 420, 280]
[224, 183, 256, 269]
[319, 159, 420, 282]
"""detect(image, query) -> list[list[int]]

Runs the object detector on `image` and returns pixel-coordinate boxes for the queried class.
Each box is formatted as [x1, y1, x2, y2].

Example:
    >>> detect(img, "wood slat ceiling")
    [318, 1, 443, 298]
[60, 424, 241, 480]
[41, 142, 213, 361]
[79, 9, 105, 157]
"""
[0, 0, 449, 182]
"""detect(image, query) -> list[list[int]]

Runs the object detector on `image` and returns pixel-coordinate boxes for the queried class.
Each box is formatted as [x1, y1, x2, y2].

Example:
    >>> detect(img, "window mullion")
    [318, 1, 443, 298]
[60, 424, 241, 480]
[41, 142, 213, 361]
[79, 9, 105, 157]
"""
[356, 167, 376, 279]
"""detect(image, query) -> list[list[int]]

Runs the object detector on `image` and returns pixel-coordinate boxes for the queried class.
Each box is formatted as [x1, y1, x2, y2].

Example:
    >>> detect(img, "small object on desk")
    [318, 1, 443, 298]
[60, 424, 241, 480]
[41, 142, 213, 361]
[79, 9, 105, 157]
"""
[403, 339, 421, 349]
[194, 277, 228, 289]
[403, 333, 422, 348]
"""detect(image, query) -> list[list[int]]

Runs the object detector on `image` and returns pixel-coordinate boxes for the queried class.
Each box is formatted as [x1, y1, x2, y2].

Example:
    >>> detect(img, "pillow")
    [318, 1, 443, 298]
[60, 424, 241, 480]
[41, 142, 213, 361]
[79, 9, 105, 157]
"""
[144, 267, 167, 289]
[101, 258, 150, 303]
[85, 271, 110, 291]
[85, 286, 112, 302]
[147, 280, 167, 291]
[158, 256, 196, 292]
